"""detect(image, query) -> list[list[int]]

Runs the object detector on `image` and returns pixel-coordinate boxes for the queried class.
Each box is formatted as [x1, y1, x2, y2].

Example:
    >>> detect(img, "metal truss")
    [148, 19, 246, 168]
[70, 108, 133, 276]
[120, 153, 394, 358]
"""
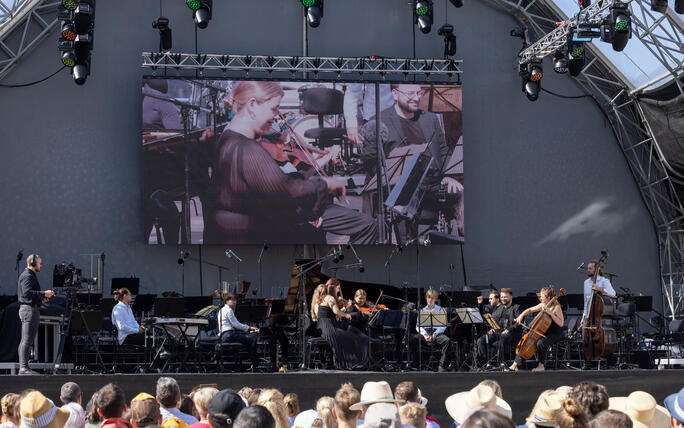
[484, 0, 684, 318]
[0, 0, 58, 81]
[141, 53, 462, 80]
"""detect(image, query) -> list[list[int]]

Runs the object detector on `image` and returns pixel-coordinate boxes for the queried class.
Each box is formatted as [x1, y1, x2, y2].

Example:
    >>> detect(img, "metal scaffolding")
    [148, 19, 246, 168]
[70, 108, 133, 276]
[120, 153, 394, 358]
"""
[486, 0, 684, 318]
[0, 0, 58, 81]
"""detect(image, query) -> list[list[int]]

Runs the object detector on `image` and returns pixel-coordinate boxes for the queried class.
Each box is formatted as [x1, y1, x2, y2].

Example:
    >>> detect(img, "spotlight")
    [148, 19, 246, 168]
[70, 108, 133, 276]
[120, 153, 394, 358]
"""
[520, 61, 541, 102]
[61, 0, 78, 11]
[553, 51, 568, 74]
[61, 51, 76, 67]
[186, 0, 201, 10]
[301, 0, 324, 28]
[192, 0, 212, 29]
[528, 61, 543, 82]
[414, 0, 433, 34]
[73, 61, 89, 85]
[438, 24, 457, 58]
[152, 17, 173, 51]
[609, 3, 631, 51]
[567, 40, 585, 77]
[449, 0, 463, 7]
[73, 1, 94, 35]
[61, 22, 77, 41]
[650, 0, 668, 12]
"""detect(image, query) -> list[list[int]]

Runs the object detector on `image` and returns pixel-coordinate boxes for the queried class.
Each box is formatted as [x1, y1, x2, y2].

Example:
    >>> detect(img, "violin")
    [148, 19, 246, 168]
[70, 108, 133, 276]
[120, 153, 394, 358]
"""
[582, 250, 617, 360]
[515, 288, 567, 360]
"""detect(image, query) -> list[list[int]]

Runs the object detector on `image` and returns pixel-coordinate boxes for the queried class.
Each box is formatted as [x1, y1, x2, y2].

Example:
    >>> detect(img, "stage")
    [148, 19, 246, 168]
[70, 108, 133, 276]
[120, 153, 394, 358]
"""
[2, 370, 681, 426]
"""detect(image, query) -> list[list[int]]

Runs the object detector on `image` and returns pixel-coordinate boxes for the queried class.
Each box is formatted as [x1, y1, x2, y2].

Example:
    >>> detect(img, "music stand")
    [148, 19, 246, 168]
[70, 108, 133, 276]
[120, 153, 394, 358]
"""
[483, 313, 501, 331]
[455, 307, 484, 370]
[154, 298, 185, 317]
[132, 294, 156, 317]
[111, 277, 140, 296]
[184, 296, 213, 314]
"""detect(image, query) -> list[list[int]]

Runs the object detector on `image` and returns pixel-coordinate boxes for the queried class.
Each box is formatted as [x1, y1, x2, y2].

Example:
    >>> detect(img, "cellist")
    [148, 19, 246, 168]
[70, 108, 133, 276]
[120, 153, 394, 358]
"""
[581, 260, 616, 327]
[507, 286, 564, 372]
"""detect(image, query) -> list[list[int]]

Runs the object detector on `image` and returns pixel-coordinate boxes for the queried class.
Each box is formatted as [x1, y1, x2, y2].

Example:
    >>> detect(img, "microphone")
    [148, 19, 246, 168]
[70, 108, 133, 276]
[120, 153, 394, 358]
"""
[16, 249, 23, 262]
[225, 249, 243, 262]
[257, 241, 268, 264]
[423, 237, 431, 247]
[177, 250, 189, 264]
[576, 262, 585, 271]
[601, 249, 608, 256]
[358, 260, 365, 273]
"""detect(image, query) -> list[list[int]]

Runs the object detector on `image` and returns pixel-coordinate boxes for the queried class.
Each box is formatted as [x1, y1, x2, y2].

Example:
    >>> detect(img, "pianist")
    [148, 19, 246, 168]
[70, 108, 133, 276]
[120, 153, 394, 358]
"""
[111, 288, 146, 346]
[218, 292, 259, 370]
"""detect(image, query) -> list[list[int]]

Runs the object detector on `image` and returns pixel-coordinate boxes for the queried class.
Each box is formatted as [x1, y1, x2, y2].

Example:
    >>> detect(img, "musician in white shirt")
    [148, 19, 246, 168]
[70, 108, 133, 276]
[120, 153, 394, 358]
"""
[111, 288, 146, 346]
[580, 260, 617, 325]
[409, 288, 452, 372]
[218, 292, 259, 369]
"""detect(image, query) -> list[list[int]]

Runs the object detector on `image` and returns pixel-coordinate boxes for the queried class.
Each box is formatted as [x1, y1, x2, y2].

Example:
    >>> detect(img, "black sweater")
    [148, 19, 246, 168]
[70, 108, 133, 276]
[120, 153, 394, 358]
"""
[17, 268, 43, 306]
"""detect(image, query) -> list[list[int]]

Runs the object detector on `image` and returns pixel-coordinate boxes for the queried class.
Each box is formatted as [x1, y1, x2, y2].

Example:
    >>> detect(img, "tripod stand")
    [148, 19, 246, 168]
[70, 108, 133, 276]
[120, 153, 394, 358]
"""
[454, 307, 484, 371]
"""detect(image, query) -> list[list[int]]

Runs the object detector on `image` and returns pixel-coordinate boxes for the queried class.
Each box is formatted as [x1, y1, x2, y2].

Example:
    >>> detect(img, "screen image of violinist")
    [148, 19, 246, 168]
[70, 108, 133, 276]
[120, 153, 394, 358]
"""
[141, 79, 463, 245]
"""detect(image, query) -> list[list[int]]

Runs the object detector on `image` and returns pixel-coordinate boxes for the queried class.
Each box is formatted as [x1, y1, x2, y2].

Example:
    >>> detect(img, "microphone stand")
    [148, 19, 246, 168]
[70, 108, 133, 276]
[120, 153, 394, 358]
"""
[257, 243, 267, 297]
[15, 250, 23, 279]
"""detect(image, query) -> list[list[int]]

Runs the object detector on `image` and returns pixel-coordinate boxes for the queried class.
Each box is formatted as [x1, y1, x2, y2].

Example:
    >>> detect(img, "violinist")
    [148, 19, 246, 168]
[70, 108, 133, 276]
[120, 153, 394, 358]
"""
[581, 260, 616, 327]
[507, 286, 564, 372]
[347, 289, 380, 331]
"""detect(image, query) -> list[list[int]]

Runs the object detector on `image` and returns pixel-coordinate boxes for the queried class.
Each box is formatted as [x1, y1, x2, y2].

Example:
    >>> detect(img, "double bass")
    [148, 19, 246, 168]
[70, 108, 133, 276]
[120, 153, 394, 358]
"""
[515, 288, 567, 360]
[582, 251, 617, 360]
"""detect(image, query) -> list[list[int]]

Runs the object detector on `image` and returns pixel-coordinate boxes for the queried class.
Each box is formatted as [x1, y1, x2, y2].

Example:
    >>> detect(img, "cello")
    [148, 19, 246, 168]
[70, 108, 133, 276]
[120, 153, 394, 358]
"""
[515, 288, 567, 360]
[582, 251, 617, 360]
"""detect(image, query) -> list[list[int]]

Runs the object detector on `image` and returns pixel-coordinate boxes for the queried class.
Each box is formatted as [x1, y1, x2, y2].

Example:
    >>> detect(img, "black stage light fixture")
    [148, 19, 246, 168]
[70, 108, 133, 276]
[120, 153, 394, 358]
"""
[72, 58, 90, 85]
[61, 0, 78, 11]
[61, 51, 76, 67]
[449, 0, 463, 7]
[191, 0, 212, 29]
[73, 0, 94, 34]
[553, 50, 568, 74]
[152, 17, 173, 51]
[676, 0, 684, 14]
[609, 3, 631, 51]
[650, 0, 668, 12]
[519, 61, 542, 101]
[579, 0, 591, 8]
[414, 0, 434, 34]
[438, 24, 457, 57]
[567, 40, 585, 77]
[301, 0, 324, 28]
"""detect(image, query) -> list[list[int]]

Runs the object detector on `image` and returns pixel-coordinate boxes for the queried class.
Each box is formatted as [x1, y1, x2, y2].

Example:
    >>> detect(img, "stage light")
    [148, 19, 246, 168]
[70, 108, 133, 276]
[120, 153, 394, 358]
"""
[74, 1, 94, 35]
[568, 41, 585, 77]
[609, 3, 631, 51]
[186, 0, 201, 10]
[192, 0, 212, 29]
[61, 22, 77, 41]
[153, 17, 173, 51]
[553, 51, 568, 74]
[650, 0, 668, 12]
[579, 0, 591, 8]
[61, 51, 75, 67]
[529, 61, 543, 82]
[302, 0, 324, 28]
[61, 0, 77, 11]
[519, 61, 541, 102]
[73, 60, 89, 85]
[359, 265, 365, 273]
[414, 0, 433, 34]
[438, 24, 457, 58]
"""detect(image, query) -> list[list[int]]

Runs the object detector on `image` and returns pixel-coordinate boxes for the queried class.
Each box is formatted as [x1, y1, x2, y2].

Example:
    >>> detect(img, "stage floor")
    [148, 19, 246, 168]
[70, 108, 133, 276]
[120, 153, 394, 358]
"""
[2, 370, 681, 426]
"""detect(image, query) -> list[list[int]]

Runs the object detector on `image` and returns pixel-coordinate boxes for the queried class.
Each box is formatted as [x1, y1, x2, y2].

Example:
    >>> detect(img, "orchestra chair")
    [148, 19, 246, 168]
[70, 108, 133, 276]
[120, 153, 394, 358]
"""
[215, 331, 251, 372]
[110, 328, 146, 373]
[300, 88, 347, 156]
[302, 314, 333, 369]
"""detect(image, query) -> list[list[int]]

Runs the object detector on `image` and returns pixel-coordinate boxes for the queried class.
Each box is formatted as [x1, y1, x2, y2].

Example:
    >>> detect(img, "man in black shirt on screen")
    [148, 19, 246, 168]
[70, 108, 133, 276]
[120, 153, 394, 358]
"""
[17, 254, 55, 375]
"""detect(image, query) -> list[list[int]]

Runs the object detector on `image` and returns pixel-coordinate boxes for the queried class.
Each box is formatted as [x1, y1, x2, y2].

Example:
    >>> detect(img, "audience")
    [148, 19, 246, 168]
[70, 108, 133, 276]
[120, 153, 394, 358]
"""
[283, 393, 299, 426]
[588, 410, 632, 428]
[461, 408, 515, 428]
[608, 391, 670, 428]
[129, 393, 161, 428]
[61, 382, 86, 428]
[555, 398, 589, 428]
[358, 403, 402, 428]
[477, 381, 503, 400]
[1, 393, 20, 428]
[19, 391, 71, 428]
[180, 396, 197, 421]
[233, 406, 275, 428]
[96, 384, 130, 428]
[157, 378, 198, 426]
[85, 391, 102, 428]
[208, 389, 245, 428]
[236, 389, 260, 407]
[333, 383, 360, 428]
[445, 385, 512, 426]
[189, 387, 218, 428]
[399, 402, 427, 428]
[567, 382, 609, 419]
[293, 409, 323, 428]
[315, 396, 336, 428]
[256, 389, 290, 428]
[665, 387, 684, 428]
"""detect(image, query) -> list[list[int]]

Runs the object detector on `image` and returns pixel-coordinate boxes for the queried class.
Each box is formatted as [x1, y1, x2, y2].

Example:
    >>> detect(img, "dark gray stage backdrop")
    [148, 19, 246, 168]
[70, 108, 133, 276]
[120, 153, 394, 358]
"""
[0, 0, 660, 309]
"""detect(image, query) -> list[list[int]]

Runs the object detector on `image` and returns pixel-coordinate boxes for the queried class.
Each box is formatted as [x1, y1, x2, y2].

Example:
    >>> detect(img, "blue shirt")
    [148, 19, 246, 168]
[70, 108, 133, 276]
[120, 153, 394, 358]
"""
[583, 275, 616, 317]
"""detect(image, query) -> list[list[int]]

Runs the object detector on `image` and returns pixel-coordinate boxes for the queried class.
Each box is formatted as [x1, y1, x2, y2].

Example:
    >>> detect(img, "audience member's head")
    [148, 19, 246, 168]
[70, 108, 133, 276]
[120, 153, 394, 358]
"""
[398, 402, 426, 428]
[130, 393, 161, 428]
[156, 378, 181, 410]
[283, 394, 299, 419]
[86, 392, 101, 425]
[394, 382, 419, 405]
[233, 406, 275, 428]
[1, 393, 20, 426]
[568, 381, 609, 418]
[358, 403, 402, 428]
[333, 383, 360, 426]
[664, 387, 684, 427]
[179, 395, 196, 420]
[315, 396, 335, 428]
[477, 380, 502, 399]
[445, 385, 512, 425]
[460, 408, 515, 428]
[192, 388, 219, 422]
[525, 391, 563, 427]
[160, 417, 188, 428]
[60, 383, 82, 406]
[589, 410, 633, 428]
[236, 389, 260, 407]
[349, 382, 397, 416]
[19, 391, 71, 428]
[555, 398, 589, 428]
[96, 384, 126, 420]
[256, 390, 290, 428]
[208, 390, 246, 428]
[293, 409, 323, 428]
[608, 391, 670, 428]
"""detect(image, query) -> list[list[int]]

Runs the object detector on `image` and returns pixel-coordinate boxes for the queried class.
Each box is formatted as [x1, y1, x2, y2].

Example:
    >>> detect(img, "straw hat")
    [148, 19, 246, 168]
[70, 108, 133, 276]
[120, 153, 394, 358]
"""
[609, 392, 671, 428]
[349, 382, 398, 411]
[19, 391, 70, 428]
[445, 385, 512, 424]
[525, 392, 564, 427]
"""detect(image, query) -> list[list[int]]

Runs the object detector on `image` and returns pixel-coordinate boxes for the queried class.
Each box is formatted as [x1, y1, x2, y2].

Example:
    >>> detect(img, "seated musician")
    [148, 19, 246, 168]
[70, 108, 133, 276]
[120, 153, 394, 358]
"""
[347, 289, 373, 331]
[111, 288, 146, 346]
[410, 288, 452, 372]
[508, 286, 564, 372]
[496, 288, 522, 362]
[205, 81, 377, 245]
[218, 292, 259, 370]
[476, 291, 505, 366]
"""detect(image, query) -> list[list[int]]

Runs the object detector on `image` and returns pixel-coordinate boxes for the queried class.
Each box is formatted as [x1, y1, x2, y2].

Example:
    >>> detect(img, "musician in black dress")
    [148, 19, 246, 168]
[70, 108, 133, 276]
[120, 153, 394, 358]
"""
[205, 81, 377, 244]
[508, 286, 564, 372]
[317, 284, 368, 369]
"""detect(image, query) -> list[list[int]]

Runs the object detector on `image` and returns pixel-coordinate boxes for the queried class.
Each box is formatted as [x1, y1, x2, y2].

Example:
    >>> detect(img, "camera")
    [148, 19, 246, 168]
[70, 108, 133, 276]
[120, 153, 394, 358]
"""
[53, 262, 97, 289]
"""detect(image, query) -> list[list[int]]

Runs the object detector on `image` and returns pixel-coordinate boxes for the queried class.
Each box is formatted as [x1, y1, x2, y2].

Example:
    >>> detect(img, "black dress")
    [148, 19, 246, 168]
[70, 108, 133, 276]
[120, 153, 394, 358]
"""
[317, 305, 368, 369]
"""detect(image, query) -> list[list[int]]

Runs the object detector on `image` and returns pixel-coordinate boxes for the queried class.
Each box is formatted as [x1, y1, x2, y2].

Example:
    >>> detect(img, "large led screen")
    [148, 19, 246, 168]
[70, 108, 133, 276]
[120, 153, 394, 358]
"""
[142, 79, 462, 245]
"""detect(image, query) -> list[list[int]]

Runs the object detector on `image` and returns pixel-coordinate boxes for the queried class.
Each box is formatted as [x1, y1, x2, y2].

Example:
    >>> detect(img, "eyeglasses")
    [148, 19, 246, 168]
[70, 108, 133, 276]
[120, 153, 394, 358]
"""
[394, 89, 425, 99]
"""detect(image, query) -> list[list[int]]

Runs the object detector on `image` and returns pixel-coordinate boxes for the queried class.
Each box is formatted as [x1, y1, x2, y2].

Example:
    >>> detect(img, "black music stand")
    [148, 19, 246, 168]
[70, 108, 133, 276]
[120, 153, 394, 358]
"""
[111, 277, 140, 296]
[454, 307, 484, 370]
[154, 298, 185, 317]
[132, 294, 156, 317]
[184, 296, 213, 315]
[70, 309, 106, 372]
